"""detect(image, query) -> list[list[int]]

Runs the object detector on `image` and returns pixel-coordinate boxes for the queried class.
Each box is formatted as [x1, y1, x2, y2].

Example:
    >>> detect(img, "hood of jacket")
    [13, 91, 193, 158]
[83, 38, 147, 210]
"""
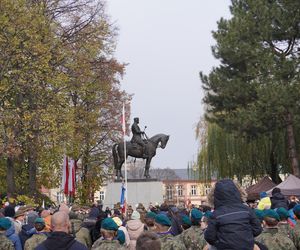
[42, 231, 76, 250]
[5, 223, 16, 237]
[127, 219, 144, 231]
[214, 179, 242, 208]
[272, 192, 285, 200]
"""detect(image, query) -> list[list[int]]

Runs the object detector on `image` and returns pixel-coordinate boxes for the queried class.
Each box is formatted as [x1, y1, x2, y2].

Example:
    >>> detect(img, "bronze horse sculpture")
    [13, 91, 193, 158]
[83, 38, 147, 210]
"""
[112, 134, 170, 180]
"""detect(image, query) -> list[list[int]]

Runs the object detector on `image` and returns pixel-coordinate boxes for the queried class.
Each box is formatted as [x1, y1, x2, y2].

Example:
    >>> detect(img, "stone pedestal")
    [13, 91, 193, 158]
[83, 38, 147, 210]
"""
[103, 179, 163, 208]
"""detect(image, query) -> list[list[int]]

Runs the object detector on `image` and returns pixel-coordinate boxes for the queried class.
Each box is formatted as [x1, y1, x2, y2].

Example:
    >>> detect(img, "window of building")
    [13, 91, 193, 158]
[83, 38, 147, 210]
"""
[99, 191, 105, 201]
[177, 185, 183, 196]
[166, 186, 173, 200]
[204, 185, 211, 195]
[191, 185, 197, 196]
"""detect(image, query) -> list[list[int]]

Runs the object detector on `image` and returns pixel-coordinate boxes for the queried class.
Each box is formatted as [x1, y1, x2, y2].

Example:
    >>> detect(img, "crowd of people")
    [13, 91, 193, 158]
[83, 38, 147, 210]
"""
[1, 178, 300, 249]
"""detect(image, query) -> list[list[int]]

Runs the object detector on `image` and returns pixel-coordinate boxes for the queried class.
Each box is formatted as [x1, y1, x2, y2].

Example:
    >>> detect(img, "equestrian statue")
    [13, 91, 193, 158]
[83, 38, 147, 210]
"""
[112, 117, 169, 180]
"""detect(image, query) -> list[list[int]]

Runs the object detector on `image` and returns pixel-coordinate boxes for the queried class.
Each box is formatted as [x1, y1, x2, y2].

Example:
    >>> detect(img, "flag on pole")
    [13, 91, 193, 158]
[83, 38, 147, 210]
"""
[68, 159, 76, 196]
[62, 156, 69, 195]
[120, 182, 126, 213]
[122, 103, 126, 135]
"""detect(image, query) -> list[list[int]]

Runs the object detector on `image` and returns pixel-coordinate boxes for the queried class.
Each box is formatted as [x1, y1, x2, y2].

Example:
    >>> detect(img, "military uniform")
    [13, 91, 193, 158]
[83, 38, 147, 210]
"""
[91, 239, 125, 250]
[256, 227, 296, 250]
[291, 222, 300, 249]
[278, 222, 294, 239]
[158, 232, 186, 250]
[24, 233, 47, 250]
[175, 225, 206, 249]
[0, 233, 14, 250]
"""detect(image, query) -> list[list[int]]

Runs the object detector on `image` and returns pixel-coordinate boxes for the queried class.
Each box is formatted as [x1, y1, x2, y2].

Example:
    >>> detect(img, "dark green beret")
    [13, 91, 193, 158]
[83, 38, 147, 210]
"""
[101, 218, 119, 231]
[0, 217, 12, 230]
[293, 204, 300, 213]
[276, 207, 289, 220]
[155, 214, 171, 227]
[254, 209, 265, 222]
[145, 211, 157, 219]
[117, 230, 125, 245]
[34, 217, 45, 225]
[191, 209, 203, 221]
[181, 215, 192, 226]
[204, 211, 212, 219]
[263, 209, 280, 221]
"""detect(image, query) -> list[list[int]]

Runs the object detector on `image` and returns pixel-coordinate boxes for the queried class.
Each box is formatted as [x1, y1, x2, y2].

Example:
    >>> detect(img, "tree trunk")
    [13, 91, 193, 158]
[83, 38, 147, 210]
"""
[6, 156, 16, 195]
[28, 155, 37, 194]
[286, 112, 300, 176]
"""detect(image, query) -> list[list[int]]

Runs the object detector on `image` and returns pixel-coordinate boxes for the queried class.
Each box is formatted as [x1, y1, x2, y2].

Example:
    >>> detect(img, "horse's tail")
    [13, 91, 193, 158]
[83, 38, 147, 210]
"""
[112, 144, 119, 170]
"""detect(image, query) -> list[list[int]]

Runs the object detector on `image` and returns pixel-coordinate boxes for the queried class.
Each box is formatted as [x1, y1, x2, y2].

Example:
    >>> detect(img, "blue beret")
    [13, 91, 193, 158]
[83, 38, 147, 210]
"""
[191, 209, 203, 221]
[0, 217, 12, 230]
[117, 230, 125, 245]
[293, 204, 300, 214]
[263, 209, 280, 221]
[145, 212, 157, 219]
[181, 215, 192, 226]
[276, 207, 289, 219]
[101, 218, 119, 231]
[155, 214, 171, 226]
[260, 192, 267, 198]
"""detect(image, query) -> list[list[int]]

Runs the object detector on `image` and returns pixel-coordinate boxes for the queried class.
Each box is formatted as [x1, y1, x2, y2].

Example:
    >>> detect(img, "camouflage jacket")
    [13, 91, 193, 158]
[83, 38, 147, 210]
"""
[278, 222, 294, 239]
[175, 225, 206, 250]
[291, 221, 300, 249]
[91, 239, 126, 250]
[0, 233, 15, 250]
[158, 233, 187, 250]
[255, 227, 296, 250]
[24, 233, 47, 250]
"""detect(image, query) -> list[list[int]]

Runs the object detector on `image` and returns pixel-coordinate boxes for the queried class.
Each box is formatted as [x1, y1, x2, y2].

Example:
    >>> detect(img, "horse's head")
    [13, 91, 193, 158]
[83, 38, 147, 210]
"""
[160, 134, 170, 149]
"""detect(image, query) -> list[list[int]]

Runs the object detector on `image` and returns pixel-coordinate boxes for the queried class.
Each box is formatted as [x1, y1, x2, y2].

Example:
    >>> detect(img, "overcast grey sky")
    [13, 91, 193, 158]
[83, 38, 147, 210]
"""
[106, 0, 231, 169]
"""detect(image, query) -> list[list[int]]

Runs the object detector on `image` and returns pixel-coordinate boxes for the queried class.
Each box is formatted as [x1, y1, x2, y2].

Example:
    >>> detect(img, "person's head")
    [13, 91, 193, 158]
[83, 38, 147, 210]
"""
[134, 117, 139, 124]
[34, 217, 46, 232]
[131, 210, 141, 220]
[293, 204, 300, 220]
[100, 218, 118, 240]
[144, 212, 157, 228]
[154, 214, 171, 233]
[51, 211, 70, 233]
[263, 209, 280, 227]
[0, 217, 12, 232]
[191, 208, 203, 226]
[136, 232, 161, 250]
[181, 215, 191, 230]
[14, 207, 27, 222]
[277, 207, 289, 222]
[272, 188, 281, 196]
[260, 192, 268, 199]
[4, 206, 15, 218]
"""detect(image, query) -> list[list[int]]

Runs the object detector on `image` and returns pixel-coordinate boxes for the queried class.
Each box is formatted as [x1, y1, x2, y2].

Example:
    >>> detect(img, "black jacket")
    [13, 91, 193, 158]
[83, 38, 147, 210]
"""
[204, 179, 262, 250]
[35, 231, 88, 250]
[271, 192, 288, 209]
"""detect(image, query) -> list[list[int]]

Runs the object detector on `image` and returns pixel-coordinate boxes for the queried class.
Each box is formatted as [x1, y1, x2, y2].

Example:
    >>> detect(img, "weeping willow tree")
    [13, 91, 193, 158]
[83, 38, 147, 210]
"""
[196, 120, 292, 184]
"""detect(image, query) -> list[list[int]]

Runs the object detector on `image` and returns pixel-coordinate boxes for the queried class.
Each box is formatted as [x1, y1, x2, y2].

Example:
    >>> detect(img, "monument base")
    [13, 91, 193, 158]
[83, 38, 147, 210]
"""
[103, 179, 163, 209]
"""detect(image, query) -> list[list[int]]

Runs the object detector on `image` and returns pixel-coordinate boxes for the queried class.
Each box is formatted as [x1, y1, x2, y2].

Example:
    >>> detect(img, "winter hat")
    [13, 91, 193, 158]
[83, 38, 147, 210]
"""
[277, 207, 289, 220]
[131, 211, 140, 220]
[191, 209, 203, 222]
[263, 209, 280, 221]
[101, 218, 118, 231]
[260, 192, 267, 199]
[112, 217, 122, 227]
[181, 215, 192, 226]
[4, 206, 15, 218]
[204, 211, 213, 219]
[145, 212, 157, 220]
[155, 214, 171, 227]
[293, 204, 300, 214]
[272, 188, 281, 195]
[0, 217, 12, 230]
[117, 229, 126, 245]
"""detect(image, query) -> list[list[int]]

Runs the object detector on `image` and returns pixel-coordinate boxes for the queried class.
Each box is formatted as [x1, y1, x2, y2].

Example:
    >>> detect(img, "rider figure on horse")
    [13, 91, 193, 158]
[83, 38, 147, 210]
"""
[131, 117, 148, 158]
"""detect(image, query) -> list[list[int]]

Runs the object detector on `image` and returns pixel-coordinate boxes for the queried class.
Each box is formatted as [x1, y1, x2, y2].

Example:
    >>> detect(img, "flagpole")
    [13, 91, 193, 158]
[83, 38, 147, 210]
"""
[122, 104, 128, 209]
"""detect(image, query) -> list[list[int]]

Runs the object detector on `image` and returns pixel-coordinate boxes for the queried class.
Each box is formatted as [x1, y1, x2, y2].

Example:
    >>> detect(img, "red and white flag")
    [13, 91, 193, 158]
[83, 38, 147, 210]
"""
[68, 159, 76, 196]
[62, 156, 69, 195]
